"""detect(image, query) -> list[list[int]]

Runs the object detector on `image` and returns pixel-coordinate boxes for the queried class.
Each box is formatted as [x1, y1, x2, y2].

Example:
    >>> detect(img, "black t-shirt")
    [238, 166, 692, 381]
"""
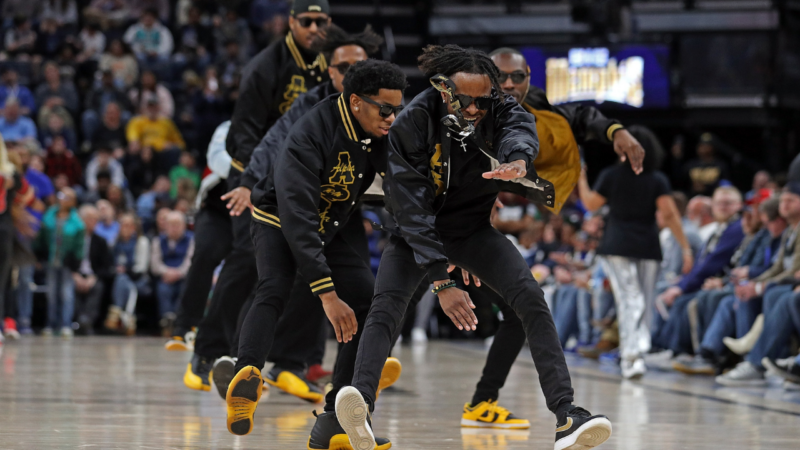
[92, 123, 127, 151]
[683, 158, 730, 196]
[595, 165, 671, 261]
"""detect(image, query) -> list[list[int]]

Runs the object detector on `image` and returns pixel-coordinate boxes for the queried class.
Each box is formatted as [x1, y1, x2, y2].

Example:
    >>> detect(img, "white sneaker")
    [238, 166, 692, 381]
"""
[621, 358, 647, 380]
[715, 361, 766, 387]
[60, 327, 74, 339]
[41, 327, 53, 337]
[723, 314, 764, 355]
[643, 350, 674, 371]
[411, 327, 428, 344]
[335, 386, 375, 450]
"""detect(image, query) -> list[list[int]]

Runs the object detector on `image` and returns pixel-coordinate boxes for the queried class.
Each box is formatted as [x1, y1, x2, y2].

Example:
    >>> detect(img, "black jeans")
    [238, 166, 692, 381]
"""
[193, 173, 259, 359]
[174, 207, 233, 335]
[235, 220, 374, 412]
[352, 226, 574, 414]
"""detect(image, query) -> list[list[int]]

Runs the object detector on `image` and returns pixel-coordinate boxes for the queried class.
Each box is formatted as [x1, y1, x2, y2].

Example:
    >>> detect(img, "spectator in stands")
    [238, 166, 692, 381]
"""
[95, 199, 120, 246]
[215, 39, 246, 91]
[41, 0, 78, 30]
[168, 152, 199, 199]
[135, 175, 169, 231]
[2, 16, 38, 61]
[72, 203, 111, 335]
[39, 113, 77, 152]
[83, 0, 131, 31]
[85, 147, 125, 191]
[672, 196, 785, 376]
[0, 69, 35, 116]
[106, 211, 150, 332]
[35, 61, 79, 120]
[44, 135, 81, 186]
[83, 77, 132, 147]
[658, 192, 704, 290]
[0, 98, 37, 142]
[175, 6, 214, 70]
[648, 186, 745, 365]
[123, 8, 174, 63]
[130, 0, 170, 23]
[76, 22, 106, 64]
[213, 8, 252, 59]
[107, 183, 134, 212]
[129, 70, 174, 118]
[250, 0, 289, 47]
[683, 133, 731, 197]
[746, 171, 772, 203]
[2, 3, 43, 26]
[687, 196, 716, 243]
[36, 186, 83, 337]
[99, 39, 139, 89]
[35, 18, 65, 60]
[150, 210, 194, 335]
[126, 97, 185, 173]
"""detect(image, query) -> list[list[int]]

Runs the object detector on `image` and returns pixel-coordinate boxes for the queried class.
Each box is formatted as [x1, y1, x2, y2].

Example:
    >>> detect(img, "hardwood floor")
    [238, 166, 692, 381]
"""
[0, 337, 798, 449]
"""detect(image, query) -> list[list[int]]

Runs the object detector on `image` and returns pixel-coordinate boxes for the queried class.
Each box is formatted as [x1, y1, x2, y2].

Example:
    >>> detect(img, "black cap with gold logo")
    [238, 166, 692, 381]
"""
[291, 0, 330, 16]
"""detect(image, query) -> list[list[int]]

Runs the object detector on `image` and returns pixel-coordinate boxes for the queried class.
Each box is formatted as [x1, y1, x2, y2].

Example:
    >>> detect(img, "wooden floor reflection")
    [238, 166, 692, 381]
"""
[1, 337, 799, 449]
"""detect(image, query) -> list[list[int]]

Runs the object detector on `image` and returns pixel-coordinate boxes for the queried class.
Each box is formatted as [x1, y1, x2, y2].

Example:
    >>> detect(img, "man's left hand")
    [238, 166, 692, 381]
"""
[735, 282, 758, 301]
[613, 129, 645, 175]
[482, 160, 527, 180]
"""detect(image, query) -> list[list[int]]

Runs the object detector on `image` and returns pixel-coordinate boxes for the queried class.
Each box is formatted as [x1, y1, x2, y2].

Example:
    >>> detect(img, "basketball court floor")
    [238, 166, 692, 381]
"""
[1, 337, 798, 449]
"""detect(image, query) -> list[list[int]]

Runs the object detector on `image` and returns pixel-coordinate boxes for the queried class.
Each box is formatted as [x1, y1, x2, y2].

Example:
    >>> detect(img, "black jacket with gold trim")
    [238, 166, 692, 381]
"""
[226, 32, 329, 173]
[250, 94, 387, 295]
[385, 87, 550, 282]
[522, 85, 622, 213]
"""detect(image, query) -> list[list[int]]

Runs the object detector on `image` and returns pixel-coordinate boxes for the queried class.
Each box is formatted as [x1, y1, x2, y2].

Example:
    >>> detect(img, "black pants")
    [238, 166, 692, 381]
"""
[352, 226, 574, 414]
[0, 219, 13, 322]
[193, 173, 260, 359]
[235, 220, 374, 412]
[174, 207, 233, 335]
[75, 278, 104, 328]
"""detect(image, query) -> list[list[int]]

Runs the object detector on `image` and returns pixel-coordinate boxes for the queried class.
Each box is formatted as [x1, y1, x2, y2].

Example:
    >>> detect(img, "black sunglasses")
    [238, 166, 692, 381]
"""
[454, 94, 493, 111]
[296, 17, 328, 28]
[331, 62, 351, 74]
[358, 95, 403, 118]
[497, 70, 529, 84]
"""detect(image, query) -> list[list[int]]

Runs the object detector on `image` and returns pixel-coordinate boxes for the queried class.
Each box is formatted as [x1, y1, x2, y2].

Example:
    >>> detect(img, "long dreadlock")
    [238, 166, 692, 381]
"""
[320, 24, 384, 58]
[417, 44, 504, 96]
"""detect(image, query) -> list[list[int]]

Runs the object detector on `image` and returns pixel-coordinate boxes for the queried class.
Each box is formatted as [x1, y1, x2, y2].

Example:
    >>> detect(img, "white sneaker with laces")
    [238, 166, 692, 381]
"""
[715, 361, 766, 387]
[621, 358, 646, 380]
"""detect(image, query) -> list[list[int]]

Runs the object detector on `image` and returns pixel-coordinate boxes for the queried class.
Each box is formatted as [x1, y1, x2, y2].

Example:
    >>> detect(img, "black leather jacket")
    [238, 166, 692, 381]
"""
[225, 32, 329, 173]
[384, 87, 551, 281]
[251, 94, 387, 295]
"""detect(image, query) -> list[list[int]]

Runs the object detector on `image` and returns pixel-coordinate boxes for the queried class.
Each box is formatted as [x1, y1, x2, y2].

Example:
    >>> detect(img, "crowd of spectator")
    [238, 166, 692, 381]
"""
[0, 0, 293, 339]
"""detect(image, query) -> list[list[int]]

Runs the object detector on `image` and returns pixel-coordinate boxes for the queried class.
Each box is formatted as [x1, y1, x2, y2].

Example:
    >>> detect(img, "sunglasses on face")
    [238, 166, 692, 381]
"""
[454, 94, 493, 111]
[331, 62, 351, 74]
[497, 70, 529, 84]
[296, 17, 328, 28]
[358, 95, 403, 118]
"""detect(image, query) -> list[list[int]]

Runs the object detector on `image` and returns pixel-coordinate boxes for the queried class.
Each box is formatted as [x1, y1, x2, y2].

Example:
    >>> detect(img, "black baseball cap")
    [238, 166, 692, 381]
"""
[291, 0, 330, 16]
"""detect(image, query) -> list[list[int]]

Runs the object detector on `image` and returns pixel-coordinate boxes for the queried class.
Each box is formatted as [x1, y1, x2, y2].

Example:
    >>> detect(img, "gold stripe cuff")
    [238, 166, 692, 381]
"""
[310, 277, 332, 287]
[252, 210, 281, 228]
[606, 124, 624, 142]
[311, 282, 335, 293]
[231, 159, 245, 172]
[253, 207, 280, 223]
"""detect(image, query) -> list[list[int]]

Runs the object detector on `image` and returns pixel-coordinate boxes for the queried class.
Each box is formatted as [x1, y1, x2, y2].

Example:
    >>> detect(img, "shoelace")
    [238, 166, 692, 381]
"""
[489, 401, 513, 418]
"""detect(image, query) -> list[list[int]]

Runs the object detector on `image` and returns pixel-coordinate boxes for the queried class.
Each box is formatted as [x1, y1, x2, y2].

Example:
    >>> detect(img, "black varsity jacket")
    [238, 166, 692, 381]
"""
[385, 87, 551, 282]
[226, 32, 329, 173]
[251, 93, 387, 295]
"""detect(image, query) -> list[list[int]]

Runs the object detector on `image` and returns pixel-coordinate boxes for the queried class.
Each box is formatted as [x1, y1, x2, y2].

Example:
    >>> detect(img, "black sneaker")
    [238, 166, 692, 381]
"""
[308, 410, 391, 450]
[211, 356, 237, 400]
[183, 354, 213, 392]
[554, 405, 612, 450]
[763, 357, 800, 384]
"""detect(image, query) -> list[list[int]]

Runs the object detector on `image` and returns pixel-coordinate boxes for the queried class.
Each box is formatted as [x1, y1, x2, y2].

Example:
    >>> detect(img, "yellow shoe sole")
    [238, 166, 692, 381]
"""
[460, 418, 531, 430]
[183, 363, 211, 392]
[376, 357, 402, 399]
[307, 434, 392, 450]
[165, 340, 189, 351]
[226, 366, 264, 436]
[264, 371, 324, 403]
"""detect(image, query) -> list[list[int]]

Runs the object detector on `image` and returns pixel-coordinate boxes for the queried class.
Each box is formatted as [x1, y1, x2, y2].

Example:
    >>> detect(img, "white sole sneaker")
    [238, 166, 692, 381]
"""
[554, 417, 613, 450]
[335, 386, 375, 450]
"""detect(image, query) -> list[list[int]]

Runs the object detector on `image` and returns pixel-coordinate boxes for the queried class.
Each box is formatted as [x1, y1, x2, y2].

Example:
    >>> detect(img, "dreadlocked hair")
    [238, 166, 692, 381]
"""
[320, 24, 384, 58]
[417, 44, 503, 96]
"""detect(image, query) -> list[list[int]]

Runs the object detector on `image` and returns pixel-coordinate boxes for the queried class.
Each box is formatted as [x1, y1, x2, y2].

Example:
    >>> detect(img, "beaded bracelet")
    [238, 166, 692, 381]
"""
[431, 280, 457, 295]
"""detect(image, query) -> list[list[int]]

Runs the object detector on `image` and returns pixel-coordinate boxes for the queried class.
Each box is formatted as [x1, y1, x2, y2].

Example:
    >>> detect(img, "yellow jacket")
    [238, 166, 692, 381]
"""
[126, 115, 185, 152]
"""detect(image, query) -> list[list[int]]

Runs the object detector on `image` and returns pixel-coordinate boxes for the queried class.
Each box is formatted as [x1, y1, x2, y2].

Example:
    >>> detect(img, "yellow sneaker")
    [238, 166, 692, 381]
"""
[264, 368, 324, 403]
[227, 366, 264, 436]
[461, 400, 530, 429]
[376, 357, 402, 400]
[183, 354, 212, 392]
[165, 336, 190, 351]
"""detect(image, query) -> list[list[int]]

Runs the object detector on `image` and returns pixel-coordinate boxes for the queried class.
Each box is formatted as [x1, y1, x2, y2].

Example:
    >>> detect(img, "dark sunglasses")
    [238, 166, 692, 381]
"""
[497, 70, 529, 84]
[358, 95, 403, 118]
[296, 17, 328, 28]
[331, 62, 351, 74]
[455, 94, 493, 111]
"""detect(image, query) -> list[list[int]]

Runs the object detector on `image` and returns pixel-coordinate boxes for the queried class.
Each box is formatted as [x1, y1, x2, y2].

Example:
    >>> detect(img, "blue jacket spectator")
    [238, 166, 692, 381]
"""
[0, 98, 37, 142]
[0, 69, 36, 116]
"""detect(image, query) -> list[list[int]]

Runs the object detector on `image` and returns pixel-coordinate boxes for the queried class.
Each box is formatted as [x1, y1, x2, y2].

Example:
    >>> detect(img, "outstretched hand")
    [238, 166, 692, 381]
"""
[221, 187, 252, 216]
[482, 160, 527, 180]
